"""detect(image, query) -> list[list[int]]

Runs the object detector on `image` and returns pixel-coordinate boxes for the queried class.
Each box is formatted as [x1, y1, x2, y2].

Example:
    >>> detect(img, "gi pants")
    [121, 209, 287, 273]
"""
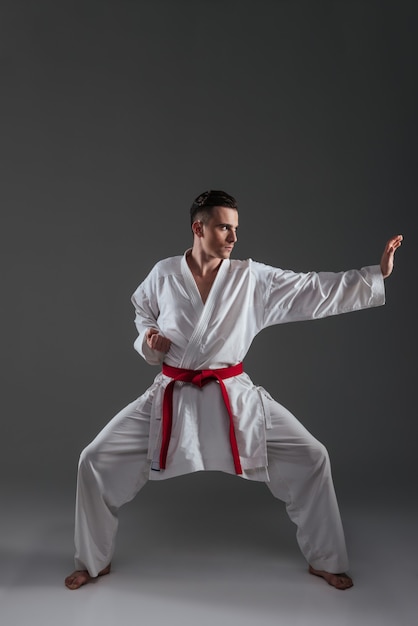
[73, 394, 349, 577]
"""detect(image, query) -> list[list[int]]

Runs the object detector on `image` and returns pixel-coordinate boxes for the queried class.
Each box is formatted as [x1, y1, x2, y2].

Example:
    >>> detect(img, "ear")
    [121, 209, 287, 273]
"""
[192, 220, 204, 237]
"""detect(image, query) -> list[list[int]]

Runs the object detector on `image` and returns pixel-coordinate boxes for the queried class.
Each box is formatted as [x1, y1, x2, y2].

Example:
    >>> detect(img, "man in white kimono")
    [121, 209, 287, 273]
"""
[65, 190, 402, 591]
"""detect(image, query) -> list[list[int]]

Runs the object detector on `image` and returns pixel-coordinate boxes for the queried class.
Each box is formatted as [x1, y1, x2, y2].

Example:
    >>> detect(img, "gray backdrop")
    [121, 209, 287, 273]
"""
[1, 0, 416, 520]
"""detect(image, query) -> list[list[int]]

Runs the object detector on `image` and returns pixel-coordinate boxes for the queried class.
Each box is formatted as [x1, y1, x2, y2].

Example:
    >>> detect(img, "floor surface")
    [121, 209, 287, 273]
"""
[1, 474, 416, 626]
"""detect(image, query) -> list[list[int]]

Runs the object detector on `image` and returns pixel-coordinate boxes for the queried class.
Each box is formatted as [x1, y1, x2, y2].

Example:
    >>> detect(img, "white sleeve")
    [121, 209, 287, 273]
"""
[131, 280, 166, 366]
[258, 263, 385, 328]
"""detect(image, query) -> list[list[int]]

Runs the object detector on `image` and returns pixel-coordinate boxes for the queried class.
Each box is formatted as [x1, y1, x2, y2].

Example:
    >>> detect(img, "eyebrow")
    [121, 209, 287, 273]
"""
[216, 223, 239, 228]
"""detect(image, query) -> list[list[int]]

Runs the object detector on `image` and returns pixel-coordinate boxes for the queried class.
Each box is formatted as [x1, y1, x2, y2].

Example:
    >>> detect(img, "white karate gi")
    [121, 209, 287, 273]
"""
[74, 252, 385, 577]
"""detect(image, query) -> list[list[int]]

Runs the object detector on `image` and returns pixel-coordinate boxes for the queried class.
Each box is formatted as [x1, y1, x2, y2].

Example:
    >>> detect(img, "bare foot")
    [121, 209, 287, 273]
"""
[309, 565, 353, 590]
[65, 564, 111, 590]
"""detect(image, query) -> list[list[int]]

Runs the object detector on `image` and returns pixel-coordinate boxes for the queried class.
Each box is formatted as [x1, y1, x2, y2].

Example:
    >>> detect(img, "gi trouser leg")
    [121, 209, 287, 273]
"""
[265, 399, 349, 573]
[73, 395, 152, 577]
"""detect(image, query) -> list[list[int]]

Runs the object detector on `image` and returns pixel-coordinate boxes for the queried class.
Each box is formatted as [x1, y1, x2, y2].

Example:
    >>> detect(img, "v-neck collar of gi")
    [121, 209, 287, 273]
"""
[179, 250, 230, 368]
[181, 249, 230, 312]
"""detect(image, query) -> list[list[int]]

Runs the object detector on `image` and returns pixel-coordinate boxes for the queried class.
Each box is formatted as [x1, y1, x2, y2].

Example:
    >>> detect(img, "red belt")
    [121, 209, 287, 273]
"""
[160, 362, 244, 474]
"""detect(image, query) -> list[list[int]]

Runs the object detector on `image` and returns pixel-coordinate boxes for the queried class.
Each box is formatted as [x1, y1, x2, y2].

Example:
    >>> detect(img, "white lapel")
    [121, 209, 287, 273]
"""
[181, 250, 205, 316]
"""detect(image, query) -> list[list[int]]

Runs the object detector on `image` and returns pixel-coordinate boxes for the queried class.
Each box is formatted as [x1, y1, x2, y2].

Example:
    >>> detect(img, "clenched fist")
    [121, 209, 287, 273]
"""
[146, 328, 172, 353]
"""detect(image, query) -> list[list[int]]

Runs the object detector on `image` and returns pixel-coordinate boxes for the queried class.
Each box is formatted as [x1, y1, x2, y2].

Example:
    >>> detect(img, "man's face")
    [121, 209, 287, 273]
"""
[197, 206, 239, 260]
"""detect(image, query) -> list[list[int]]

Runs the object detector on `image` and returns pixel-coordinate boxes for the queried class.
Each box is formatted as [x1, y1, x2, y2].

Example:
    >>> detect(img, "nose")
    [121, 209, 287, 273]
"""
[227, 229, 237, 243]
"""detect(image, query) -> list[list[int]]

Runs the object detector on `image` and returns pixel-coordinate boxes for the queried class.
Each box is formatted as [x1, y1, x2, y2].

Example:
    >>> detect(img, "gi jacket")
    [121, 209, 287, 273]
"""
[131, 252, 385, 482]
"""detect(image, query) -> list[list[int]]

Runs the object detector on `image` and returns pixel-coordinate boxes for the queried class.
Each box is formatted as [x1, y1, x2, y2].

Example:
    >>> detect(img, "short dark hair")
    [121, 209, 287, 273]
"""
[190, 190, 238, 225]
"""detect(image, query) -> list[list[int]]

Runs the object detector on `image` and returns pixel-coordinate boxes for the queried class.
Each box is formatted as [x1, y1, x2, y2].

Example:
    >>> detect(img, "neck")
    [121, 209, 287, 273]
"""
[186, 248, 223, 277]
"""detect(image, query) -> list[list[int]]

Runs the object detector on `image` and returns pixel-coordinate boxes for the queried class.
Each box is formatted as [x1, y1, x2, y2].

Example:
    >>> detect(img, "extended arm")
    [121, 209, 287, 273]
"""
[380, 234, 403, 278]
